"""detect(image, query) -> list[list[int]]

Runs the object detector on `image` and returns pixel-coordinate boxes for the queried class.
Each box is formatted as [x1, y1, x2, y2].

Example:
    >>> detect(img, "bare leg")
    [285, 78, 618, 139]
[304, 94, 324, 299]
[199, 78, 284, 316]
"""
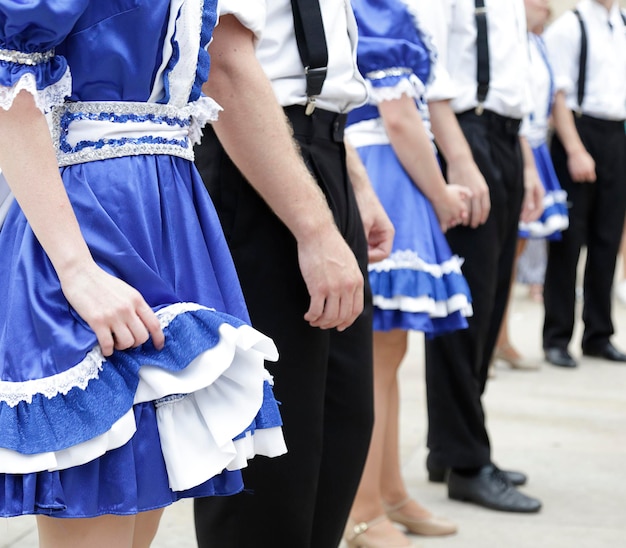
[347, 329, 411, 545]
[380, 371, 430, 520]
[133, 508, 164, 548]
[37, 508, 163, 548]
[37, 515, 135, 548]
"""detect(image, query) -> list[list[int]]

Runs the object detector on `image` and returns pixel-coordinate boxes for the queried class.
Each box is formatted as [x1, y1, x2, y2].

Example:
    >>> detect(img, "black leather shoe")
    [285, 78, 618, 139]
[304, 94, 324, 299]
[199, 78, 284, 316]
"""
[428, 463, 527, 486]
[582, 342, 626, 362]
[447, 465, 541, 513]
[544, 347, 577, 368]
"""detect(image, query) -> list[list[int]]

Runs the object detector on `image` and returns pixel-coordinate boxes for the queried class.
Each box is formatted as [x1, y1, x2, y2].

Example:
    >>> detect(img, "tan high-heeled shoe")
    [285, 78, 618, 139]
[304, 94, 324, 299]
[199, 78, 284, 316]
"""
[343, 516, 415, 547]
[493, 342, 540, 371]
[384, 498, 458, 537]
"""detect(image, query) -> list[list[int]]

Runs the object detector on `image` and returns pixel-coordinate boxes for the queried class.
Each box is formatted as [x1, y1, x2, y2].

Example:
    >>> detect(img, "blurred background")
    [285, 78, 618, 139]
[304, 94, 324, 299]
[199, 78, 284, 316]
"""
[552, 0, 626, 18]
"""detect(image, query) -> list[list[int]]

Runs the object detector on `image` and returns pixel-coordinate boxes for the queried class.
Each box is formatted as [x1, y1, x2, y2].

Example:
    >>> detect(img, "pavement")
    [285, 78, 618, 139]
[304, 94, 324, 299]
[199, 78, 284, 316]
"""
[2, 277, 626, 548]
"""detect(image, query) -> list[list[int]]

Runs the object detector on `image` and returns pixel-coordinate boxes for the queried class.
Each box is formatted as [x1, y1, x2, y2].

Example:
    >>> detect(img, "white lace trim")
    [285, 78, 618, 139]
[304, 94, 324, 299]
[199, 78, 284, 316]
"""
[366, 75, 425, 105]
[369, 249, 465, 277]
[373, 293, 473, 318]
[0, 302, 214, 407]
[0, 69, 71, 114]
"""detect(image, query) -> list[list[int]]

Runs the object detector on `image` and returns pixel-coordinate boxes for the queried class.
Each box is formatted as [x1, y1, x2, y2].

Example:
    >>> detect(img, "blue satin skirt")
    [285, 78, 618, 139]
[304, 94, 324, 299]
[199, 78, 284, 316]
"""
[518, 142, 569, 240]
[356, 144, 472, 335]
[0, 155, 284, 517]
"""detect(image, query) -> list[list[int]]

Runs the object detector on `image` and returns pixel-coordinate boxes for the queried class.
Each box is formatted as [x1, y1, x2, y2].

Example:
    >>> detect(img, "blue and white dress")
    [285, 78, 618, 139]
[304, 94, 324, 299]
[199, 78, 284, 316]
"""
[346, 0, 472, 335]
[0, 0, 286, 518]
[518, 33, 569, 240]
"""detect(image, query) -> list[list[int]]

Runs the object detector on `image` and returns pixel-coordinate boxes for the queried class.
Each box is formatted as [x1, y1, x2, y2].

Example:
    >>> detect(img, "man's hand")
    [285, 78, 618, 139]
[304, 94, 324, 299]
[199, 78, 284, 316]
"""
[567, 147, 596, 183]
[520, 167, 545, 224]
[428, 99, 491, 228]
[345, 141, 394, 264]
[207, 16, 367, 332]
[298, 227, 364, 332]
[445, 159, 490, 227]
[355, 186, 395, 264]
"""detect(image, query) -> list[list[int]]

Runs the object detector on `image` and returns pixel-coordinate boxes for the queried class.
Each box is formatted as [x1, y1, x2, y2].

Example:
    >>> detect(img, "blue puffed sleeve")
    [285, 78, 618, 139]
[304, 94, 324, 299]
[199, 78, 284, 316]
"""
[0, 0, 90, 112]
[351, 0, 433, 103]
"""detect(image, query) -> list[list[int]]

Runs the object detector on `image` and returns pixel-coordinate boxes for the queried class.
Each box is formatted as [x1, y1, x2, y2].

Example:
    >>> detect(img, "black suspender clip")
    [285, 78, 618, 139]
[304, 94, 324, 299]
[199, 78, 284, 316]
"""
[304, 66, 327, 115]
[291, 0, 329, 116]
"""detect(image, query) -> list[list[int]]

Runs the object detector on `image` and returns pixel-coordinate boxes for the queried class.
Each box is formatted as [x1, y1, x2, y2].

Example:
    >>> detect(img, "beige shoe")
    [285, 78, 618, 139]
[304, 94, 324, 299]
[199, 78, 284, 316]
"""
[344, 515, 415, 547]
[493, 343, 540, 371]
[384, 498, 458, 537]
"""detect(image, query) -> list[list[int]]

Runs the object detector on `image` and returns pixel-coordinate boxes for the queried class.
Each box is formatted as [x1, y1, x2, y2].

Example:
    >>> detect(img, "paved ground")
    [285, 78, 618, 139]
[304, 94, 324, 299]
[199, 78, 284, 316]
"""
[2, 279, 626, 547]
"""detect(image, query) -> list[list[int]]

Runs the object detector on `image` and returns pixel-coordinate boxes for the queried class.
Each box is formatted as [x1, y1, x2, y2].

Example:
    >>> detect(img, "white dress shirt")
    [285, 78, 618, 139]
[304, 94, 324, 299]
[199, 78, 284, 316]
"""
[219, 0, 367, 113]
[543, 0, 626, 121]
[520, 34, 554, 147]
[440, 0, 532, 119]
[411, 0, 458, 102]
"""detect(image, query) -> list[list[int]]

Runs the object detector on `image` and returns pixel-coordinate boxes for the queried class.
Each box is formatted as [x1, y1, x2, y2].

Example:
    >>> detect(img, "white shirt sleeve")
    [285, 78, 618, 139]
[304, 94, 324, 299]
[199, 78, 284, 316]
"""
[217, 0, 266, 41]
[543, 12, 579, 96]
[413, 0, 458, 102]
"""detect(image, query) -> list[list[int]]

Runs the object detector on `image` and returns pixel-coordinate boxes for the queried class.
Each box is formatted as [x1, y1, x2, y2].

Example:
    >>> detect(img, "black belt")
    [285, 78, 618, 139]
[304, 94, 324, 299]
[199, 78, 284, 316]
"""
[457, 108, 521, 137]
[284, 105, 346, 143]
[574, 113, 625, 131]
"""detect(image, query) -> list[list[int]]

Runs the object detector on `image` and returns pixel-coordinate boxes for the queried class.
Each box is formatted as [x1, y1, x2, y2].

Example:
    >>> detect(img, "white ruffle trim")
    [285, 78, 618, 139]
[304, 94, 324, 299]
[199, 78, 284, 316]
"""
[374, 293, 473, 318]
[518, 214, 570, 238]
[369, 249, 465, 278]
[188, 95, 222, 144]
[518, 190, 569, 237]
[0, 409, 137, 474]
[0, 302, 242, 407]
[366, 75, 424, 105]
[0, 313, 285, 488]
[0, 69, 71, 114]
[155, 367, 287, 491]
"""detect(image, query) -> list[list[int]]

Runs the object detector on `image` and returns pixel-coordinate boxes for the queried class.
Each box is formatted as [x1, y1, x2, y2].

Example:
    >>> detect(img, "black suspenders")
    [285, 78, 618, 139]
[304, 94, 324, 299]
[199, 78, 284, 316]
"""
[572, 8, 626, 116]
[572, 9, 588, 116]
[475, 0, 490, 114]
[290, 0, 328, 115]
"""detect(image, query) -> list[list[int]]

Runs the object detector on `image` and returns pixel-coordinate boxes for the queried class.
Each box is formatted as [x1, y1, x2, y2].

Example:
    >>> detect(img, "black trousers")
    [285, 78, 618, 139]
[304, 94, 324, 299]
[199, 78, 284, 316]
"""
[193, 106, 374, 548]
[425, 110, 524, 469]
[543, 115, 626, 352]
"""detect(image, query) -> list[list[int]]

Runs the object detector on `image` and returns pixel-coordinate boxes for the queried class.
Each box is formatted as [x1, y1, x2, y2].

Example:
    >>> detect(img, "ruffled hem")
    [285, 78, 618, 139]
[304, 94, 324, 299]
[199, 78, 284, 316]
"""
[0, 68, 71, 114]
[518, 213, 569, 239]
[0, 303, 286, 491]
[518, 190, 569, 239]
[369, 249, 467, 278]
[373, 308, 469, 335]
[0, 402, 247, 518]
[372, 292, 473, 318]
[369, 250, 473, 324]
